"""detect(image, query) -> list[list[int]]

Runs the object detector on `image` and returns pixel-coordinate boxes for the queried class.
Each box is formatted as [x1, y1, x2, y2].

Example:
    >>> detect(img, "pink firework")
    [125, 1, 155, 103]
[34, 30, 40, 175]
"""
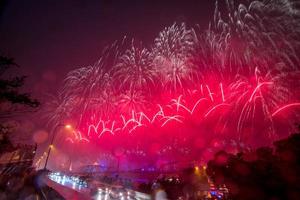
[44, 0, 300, 165]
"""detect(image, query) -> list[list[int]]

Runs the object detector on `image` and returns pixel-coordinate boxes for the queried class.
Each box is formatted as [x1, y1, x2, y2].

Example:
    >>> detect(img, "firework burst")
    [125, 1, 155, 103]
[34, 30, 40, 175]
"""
[44, 0, 300, 164]
[153, 23, 197, 91]
[114, 41, 157, 93]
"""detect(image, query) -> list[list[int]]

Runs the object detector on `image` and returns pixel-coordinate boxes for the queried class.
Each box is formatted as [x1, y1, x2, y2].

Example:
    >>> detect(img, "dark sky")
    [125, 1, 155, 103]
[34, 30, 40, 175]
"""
[0, 0, 214, 96]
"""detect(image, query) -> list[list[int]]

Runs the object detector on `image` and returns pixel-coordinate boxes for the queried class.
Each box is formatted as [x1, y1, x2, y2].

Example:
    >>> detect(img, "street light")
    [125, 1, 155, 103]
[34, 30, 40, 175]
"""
[65, 124, 72, 129]
[43, 124, 72, 170]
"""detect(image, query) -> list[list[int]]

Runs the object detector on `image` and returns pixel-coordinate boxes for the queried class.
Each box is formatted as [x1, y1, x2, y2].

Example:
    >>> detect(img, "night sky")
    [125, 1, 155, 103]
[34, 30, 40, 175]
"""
[0, 0, 214, 96]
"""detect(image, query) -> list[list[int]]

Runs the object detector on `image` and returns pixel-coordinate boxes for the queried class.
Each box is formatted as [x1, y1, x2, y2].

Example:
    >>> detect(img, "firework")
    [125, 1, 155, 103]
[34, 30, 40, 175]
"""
[152, 23, 197, 91]
[114, 41, 157, 93]
[44, 0, 300, 164]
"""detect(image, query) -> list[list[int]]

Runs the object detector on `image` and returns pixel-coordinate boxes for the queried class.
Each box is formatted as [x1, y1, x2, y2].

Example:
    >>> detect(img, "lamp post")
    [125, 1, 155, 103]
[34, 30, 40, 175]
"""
[43, 124, 72, 170]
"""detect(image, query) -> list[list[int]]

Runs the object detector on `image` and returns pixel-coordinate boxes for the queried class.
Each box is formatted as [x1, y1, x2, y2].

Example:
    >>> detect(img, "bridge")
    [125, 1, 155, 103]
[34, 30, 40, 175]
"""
[46, 171, 151, 200]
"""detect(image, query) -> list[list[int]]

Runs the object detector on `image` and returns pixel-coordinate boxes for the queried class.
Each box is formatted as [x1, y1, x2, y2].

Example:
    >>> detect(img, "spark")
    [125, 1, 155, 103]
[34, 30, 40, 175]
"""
[66, 138, 74, 143]
[204, 103, 230, 118]
[206, 85, 214, 102]
[220, 83, 225, 102]
[172, 96, 208, 114]
[121, 111, 139, 130]
[272, 103, 300, 117]
[200, 84, 204, 95]
[249, 82, 274, 102]
[161, 115, 183, 127]
[99, 121, 118, 137]
[73, 130, 90, 142]
[151, 104, 165, 123]
[129, 123, 144, 133]
[171, 95, 191, 113]
[87, 120, 104, 136]
[191, 98, 208, 114]
[137, 112, 151, 123]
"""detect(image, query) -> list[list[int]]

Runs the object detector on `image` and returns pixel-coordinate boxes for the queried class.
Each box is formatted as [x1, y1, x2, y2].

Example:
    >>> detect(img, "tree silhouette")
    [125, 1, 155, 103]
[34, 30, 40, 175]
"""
[0, 56, 39, 119]
[0, 127, 13, 153]
[207, 127, 300, 200]
[0, 56, 40, 154]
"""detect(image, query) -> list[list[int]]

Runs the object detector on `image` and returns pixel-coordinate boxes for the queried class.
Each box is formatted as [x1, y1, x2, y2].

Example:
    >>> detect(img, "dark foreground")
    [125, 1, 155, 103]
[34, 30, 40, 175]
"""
[1, 132, 300, 200]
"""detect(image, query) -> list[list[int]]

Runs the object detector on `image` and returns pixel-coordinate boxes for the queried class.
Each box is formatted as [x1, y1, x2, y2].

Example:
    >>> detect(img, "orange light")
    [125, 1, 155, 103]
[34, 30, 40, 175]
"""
[50, 145, 54, 149]
[65, 124, 72, 129]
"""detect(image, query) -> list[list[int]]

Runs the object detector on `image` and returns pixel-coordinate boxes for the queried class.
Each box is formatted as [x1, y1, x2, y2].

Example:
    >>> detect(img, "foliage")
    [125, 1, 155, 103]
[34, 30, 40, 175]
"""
[0, 56, 39, 108]
[0, 124, 14, 153]
[207, 127, 300, 200]
[0, 56, 40, 153]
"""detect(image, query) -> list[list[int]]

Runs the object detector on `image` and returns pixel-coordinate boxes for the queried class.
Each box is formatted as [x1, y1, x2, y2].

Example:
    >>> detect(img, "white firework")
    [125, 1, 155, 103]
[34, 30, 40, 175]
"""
[152, 23, 197, 91]
[113, 41, 157, 93]
[117, 89, 147, 114]
[43, 92, 74, 129]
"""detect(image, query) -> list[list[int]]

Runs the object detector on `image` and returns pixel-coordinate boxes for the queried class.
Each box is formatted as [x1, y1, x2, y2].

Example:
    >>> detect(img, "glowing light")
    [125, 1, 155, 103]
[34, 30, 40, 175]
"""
[65, 124, 72, 129]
